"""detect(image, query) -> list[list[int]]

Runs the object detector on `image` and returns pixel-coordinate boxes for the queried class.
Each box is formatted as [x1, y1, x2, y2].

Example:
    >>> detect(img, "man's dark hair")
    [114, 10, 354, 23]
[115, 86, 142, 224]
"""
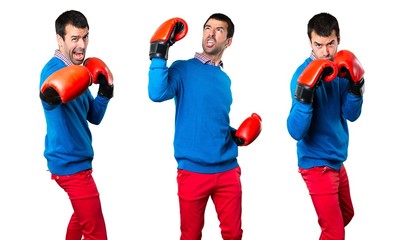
[307, 12, 339, 40]
[204, 13, 234, 38]
[55, 10, 89, 40]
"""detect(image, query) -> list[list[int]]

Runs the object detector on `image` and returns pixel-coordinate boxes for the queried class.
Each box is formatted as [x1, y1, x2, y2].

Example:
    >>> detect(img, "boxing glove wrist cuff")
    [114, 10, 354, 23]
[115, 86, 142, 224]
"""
[98, 84, 113, 99]
[231, 130, 244, 146]
[149, 42, 169, 60]
[97, 76, 114, 99]
[295, 84, 314, 104]
[349, 78, 365, 96]
[40, 87, 61, 105]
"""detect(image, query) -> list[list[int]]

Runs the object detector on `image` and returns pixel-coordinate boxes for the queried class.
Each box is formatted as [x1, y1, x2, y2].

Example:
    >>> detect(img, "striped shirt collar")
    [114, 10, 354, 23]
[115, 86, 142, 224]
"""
[54, 49, 73, 66]
[194, 52, 224, 68]
[310, 51, 317, 61]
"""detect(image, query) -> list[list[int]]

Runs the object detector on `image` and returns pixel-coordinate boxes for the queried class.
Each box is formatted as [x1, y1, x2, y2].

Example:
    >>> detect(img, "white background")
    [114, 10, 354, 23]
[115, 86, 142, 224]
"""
[1, 0, 395, 239]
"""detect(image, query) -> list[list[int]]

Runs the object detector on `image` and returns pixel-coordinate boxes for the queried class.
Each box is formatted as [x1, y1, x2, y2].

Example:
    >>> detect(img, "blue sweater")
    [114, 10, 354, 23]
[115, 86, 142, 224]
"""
[40, 56, 110, 175]
[287, 57, 363, 170]
[148, 57, 239, 174]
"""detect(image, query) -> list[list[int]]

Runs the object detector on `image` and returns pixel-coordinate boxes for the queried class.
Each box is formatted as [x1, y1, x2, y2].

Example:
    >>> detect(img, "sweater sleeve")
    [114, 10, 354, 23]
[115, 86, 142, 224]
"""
[148, 58, 179, 102]
[286, 60, 313, 140]
[342, 87, 363, 122]
[287, 101, 313, 140]
[87, 92, 110, 125]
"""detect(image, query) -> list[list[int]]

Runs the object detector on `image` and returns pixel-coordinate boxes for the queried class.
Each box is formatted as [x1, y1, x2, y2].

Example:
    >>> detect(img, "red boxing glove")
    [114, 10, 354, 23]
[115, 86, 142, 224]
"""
[149, 17, 188, 60]
[40, 65, 91, 104]
[83, 57, 113, 85]
[83, 57, 114, 99]
[334, 50, 365, 96]
[295, 59, 337, 103]
[235, 113, 262, 146]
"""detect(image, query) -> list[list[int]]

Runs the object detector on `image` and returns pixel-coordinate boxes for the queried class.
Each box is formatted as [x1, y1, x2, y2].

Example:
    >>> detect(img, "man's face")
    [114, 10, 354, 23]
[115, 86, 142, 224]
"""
[310, 30, 339, 60]
[201, 19, 231, 57]
[57, 24, 89, 65]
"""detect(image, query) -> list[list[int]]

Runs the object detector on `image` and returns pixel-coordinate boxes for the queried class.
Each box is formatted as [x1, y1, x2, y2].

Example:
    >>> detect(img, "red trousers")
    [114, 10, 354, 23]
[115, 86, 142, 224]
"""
[52, 169, 107, 240]
[177, 167, 243, 240]
[299, 165, 354, 240]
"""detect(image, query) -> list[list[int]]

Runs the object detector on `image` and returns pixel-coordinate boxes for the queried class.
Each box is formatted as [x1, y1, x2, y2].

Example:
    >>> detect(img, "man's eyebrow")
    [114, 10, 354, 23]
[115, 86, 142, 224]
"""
[327, 39, 335, 45]
[314, 39, 335, 46]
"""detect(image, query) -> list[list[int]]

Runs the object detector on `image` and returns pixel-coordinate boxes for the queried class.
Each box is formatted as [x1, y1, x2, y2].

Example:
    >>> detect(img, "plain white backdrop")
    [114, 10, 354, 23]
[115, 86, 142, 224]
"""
[1, 0, 395, 239]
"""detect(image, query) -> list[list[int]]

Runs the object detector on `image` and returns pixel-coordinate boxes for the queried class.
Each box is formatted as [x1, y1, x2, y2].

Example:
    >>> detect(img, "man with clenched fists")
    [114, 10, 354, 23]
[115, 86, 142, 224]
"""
[39, 10, 113, 240]
[148, 13, 261, 240]
[287, 12, 365, 240]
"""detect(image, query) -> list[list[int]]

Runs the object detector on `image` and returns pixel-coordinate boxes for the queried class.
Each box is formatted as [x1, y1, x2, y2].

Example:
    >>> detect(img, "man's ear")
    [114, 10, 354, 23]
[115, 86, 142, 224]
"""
[56, 34, 63, 48]
[226, 37, 233, 48]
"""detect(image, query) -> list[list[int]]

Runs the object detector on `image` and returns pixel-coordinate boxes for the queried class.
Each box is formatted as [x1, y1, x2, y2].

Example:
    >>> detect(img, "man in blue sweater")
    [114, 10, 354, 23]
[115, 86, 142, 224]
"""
[287, 12, 365, 240]
[39, 10, 114, 240]
[148, 13, 261, 239]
